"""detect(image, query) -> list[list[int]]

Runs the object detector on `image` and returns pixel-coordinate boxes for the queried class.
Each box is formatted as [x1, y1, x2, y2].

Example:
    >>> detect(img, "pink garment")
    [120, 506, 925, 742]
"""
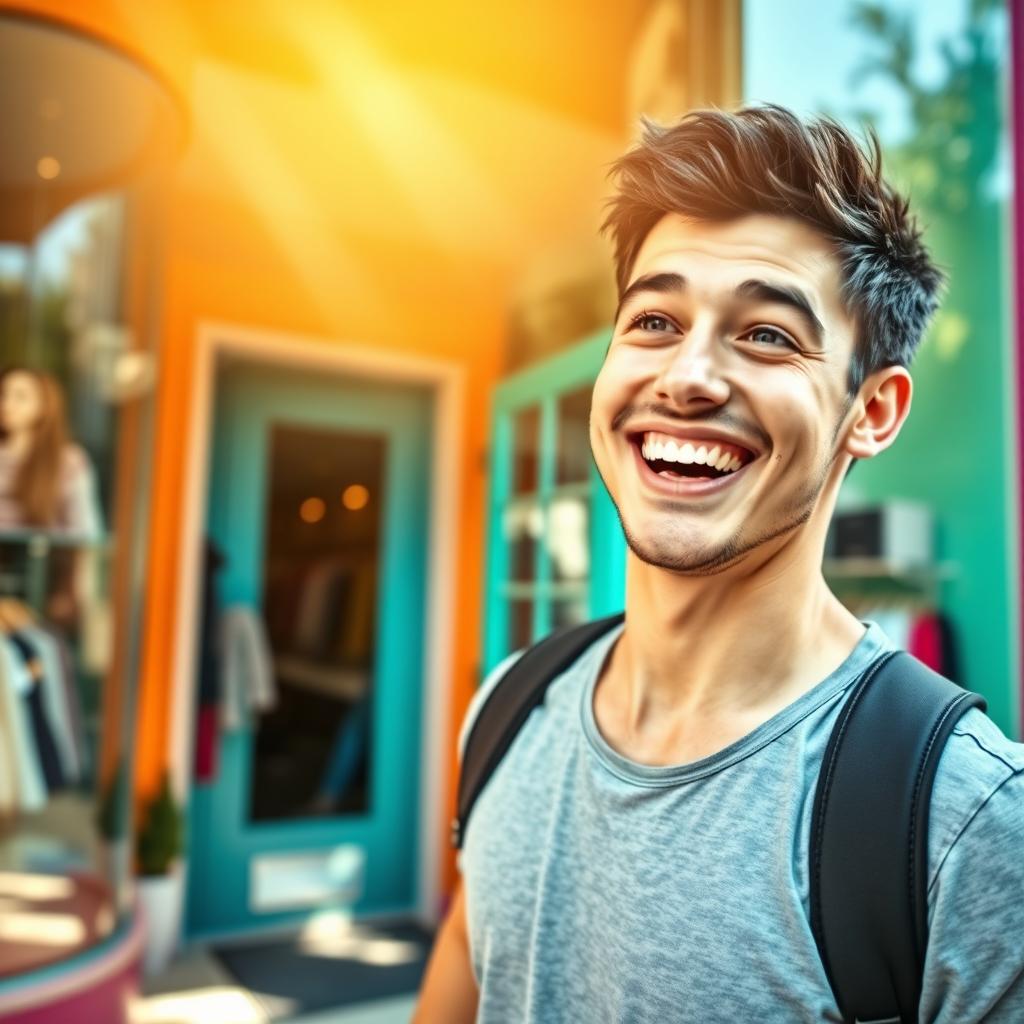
[0, 443, 103, 536]
[907, 611, 944, 674]
[194, 705, 219, 781]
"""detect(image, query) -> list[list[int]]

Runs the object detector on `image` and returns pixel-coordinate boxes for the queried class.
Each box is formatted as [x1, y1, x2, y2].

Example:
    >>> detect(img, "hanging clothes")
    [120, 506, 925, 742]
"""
[907, 610, 944, 674]
[195, 539, 227, 781]
[7, 631, 65, 791]
[935, 610, 961, 683]
[17, 626, 81, 784]
[220, 605, 277, 731]
[294, 561, 343, 657]
[49, 624, 88, 779]
[0, 637, 47, 812]
[336, 560, 377, 665]
[0, 649, 21, 818]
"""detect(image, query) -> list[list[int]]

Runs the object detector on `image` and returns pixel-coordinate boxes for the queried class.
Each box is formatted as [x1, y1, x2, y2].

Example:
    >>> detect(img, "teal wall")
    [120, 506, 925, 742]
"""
[745, 0, 1020, 735]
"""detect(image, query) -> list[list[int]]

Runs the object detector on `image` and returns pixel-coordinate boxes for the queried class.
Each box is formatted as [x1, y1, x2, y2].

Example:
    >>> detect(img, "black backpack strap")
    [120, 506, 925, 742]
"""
[809, 650, 988, 1024]
[452, 612, 625, 850]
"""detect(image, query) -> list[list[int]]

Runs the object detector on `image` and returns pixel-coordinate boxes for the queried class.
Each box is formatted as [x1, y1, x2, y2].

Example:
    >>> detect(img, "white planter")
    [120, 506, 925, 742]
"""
[137, 862, 184, 977]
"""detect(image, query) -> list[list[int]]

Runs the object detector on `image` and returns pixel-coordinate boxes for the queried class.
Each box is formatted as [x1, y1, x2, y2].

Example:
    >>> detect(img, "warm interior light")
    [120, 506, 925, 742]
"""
[0, 911, 86, 946]
[342, 484, 369, 511]
[0, 872, 74, 901]
[300, 497, 326, 523]
[36, 156, 60, 180]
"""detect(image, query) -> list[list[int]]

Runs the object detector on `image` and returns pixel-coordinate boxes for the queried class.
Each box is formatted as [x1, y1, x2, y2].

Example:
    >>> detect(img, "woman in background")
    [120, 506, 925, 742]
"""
[0, 366, 102, 536]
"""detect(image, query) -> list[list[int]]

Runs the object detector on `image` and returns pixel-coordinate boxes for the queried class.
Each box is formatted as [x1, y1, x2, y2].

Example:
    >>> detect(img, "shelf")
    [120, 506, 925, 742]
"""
[501, 581, 588, 600]
[823, 558, 959, 580]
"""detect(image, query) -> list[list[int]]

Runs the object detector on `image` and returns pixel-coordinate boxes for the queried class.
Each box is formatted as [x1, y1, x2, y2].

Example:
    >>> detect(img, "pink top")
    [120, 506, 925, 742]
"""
[0, 443, 103, 537]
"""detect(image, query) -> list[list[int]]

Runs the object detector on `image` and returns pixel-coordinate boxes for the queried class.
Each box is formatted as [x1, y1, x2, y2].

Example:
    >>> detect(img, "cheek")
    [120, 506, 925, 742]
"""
[13, 394, 38, 420]
[592, 346, 647, 407]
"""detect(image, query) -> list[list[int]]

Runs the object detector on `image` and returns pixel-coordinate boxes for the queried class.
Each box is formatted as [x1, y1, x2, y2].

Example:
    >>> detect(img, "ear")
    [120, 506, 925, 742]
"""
[843, 366, 913, 461]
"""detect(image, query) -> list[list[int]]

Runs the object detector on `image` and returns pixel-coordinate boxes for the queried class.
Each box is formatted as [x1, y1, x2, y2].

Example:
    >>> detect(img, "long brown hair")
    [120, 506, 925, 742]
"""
[0, 367, 70, 526]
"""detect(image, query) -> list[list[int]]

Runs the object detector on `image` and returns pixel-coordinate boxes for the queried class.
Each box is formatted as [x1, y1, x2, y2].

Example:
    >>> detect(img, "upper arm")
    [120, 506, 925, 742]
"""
[413, 881, 477, 1024]
[919, 768, 1024, 1022]
[419, 649, 524, 1021]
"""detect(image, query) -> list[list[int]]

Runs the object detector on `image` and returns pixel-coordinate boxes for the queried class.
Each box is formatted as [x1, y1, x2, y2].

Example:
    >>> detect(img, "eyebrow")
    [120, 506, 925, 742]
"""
[616, 272, 826, 349]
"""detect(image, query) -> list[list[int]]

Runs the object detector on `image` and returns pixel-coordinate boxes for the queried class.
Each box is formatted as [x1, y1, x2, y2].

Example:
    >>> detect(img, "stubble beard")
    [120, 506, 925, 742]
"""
[596, 391, 854, 576]
[613, 446, 837, 576]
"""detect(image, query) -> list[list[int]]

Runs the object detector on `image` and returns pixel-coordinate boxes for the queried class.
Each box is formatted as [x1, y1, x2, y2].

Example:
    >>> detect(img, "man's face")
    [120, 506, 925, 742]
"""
[590, 212, 859, 574]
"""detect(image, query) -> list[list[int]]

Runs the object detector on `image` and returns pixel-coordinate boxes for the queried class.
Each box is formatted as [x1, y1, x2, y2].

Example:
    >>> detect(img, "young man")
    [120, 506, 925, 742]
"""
[414, 105, 1024, 1022]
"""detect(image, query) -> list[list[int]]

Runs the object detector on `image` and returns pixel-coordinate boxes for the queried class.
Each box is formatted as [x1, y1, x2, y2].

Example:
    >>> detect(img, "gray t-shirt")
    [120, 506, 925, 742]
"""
[457, 619, 1024, 1023]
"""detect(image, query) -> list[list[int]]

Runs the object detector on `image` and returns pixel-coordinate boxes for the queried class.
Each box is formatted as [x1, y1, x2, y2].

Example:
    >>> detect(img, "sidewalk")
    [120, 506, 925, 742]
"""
[130, 947, 418, 1024]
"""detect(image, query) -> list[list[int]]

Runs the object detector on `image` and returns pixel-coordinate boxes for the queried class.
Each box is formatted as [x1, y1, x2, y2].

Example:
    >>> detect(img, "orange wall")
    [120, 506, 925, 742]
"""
[139, 196, 505, 895]
[6, 0, 628, 897]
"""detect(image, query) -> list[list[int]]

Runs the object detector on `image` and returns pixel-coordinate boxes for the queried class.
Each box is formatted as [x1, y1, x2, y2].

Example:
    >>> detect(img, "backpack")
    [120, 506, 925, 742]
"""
[452, 612, 988, 1024]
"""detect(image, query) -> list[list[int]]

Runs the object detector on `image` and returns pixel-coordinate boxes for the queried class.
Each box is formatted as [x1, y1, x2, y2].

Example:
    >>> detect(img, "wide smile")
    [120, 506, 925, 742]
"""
[627, 434, 760, 499]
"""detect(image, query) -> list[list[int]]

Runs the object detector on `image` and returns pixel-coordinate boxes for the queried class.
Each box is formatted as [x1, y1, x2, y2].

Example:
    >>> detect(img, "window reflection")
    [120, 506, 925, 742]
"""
[512, 405, 540, 495]
[556, 387, 591, 486]
[251, 423, 384, 821]
[548, 497, 588, 583]
[0, 189, 158, 976]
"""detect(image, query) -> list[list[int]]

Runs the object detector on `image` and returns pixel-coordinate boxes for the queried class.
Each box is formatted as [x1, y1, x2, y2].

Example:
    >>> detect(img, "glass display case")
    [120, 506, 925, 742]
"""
[0, 9, 179, 1006]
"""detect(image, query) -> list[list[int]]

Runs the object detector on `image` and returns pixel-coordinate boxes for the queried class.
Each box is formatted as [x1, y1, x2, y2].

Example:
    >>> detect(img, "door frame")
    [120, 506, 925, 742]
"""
[168, 320, 464, 929]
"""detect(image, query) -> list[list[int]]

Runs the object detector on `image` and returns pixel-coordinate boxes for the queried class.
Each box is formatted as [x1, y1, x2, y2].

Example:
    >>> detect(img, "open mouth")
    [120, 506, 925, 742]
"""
[628, 432, 760, 495]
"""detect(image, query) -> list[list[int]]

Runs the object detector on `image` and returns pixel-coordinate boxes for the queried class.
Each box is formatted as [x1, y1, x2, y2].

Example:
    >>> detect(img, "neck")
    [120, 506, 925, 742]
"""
[609, 530, 864, 732]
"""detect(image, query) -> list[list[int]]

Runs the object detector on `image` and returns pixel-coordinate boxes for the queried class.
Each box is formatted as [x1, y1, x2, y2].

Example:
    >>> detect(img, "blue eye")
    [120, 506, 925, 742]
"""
[747, 326, 797, 349]
[630, 312, 675, 332]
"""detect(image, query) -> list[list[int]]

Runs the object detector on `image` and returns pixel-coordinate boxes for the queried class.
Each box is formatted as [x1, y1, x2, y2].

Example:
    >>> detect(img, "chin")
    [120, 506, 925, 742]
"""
[621, 519, 749, 575]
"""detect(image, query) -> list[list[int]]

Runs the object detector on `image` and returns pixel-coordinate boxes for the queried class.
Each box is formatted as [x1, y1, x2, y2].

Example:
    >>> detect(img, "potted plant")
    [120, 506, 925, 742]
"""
[135, 772, 185, 976]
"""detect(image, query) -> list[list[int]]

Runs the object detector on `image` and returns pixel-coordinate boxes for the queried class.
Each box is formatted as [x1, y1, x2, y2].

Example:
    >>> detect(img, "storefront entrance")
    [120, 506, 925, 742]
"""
[185, 360, 432, 940]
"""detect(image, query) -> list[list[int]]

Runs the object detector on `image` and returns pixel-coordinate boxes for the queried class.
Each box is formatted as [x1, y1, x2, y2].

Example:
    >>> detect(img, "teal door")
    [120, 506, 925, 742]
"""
[186, 362, 432, 940]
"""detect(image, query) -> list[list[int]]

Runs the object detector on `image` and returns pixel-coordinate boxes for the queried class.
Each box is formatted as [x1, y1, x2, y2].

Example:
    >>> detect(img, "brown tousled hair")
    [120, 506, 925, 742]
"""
[0, 367, 70, 526]
[600, 104, 946, 400]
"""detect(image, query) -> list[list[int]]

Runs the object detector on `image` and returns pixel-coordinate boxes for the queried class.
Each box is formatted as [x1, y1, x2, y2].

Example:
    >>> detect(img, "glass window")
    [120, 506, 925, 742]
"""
[0, 11, 176, 978]
[551, 597, 587, 632]
[503, 501, 542, 584]
[512, 405, 540, 495]
[252, 423, 383, 821]
[555, 386, 592, 486]
[547, 496, 589, 583]
[508, 598, 534, 652]
[0, 186, 159, 976]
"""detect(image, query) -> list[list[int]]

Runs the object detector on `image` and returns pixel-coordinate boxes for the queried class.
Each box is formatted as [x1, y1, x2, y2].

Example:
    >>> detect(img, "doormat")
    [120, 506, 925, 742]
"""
[214, 918, 435, 1020]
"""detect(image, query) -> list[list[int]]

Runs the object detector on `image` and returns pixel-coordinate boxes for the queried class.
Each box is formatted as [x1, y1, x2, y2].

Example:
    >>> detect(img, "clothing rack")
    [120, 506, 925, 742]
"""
[822, 558, 959, 615]
[822, 558, 962, 681]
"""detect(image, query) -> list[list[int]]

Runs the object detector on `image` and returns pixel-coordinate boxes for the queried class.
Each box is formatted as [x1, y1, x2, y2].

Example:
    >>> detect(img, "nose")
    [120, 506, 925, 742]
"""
[652, 315, 731, 408]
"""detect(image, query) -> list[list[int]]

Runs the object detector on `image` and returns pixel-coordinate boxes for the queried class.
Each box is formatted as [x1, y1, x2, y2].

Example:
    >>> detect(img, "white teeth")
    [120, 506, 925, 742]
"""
[640, 431, 749, 474]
